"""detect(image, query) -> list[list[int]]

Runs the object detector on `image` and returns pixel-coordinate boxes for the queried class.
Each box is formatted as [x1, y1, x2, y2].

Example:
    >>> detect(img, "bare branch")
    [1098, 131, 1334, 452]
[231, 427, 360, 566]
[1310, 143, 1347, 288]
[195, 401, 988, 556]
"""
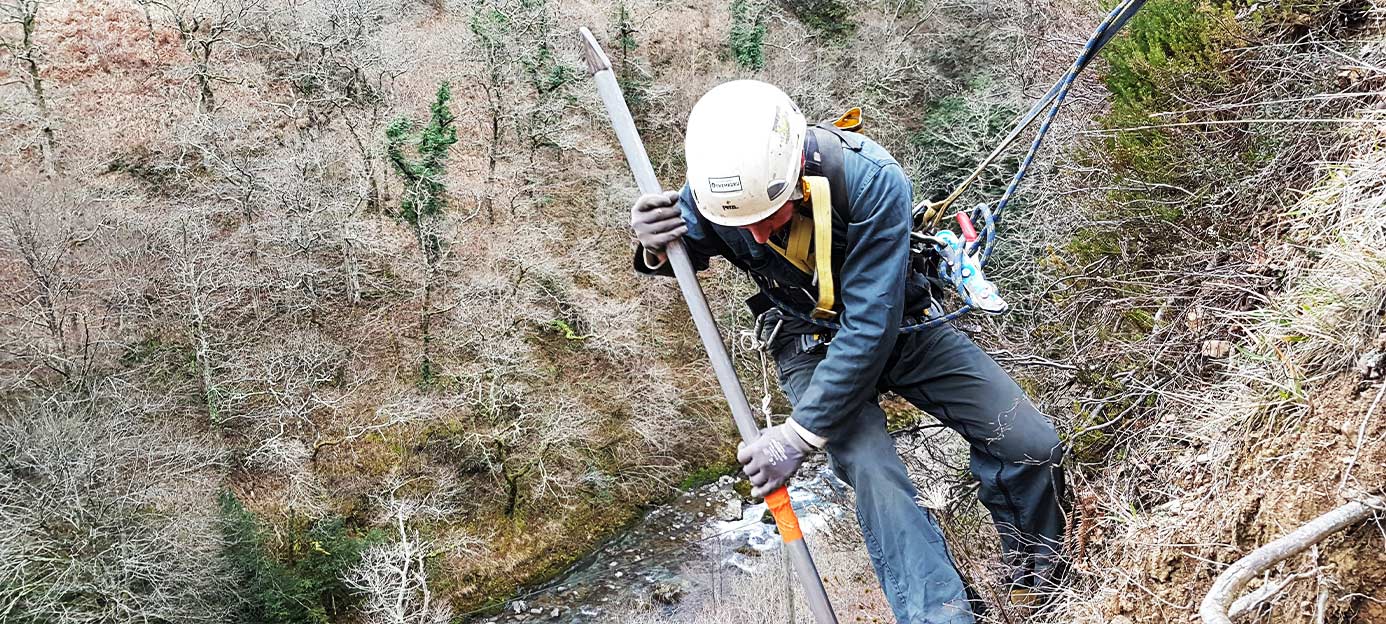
[1200, 496, 1385, 624]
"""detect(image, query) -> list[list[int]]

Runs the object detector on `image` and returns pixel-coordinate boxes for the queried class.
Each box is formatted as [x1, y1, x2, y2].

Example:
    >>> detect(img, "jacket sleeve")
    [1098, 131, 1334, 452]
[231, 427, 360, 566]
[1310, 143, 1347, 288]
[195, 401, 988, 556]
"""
[633, 183, 724, 276]
[788, 162, 911, 438]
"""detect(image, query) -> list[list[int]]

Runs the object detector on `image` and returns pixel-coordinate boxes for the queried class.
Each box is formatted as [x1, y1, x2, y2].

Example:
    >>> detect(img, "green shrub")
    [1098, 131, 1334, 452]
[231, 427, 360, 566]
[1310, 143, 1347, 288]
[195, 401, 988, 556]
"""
[1103, 0, 1231, 115]
[220, 492, 381, 624]
[781, 0, 855, 41]
[1099, 0, 1237, 180]
[385, 82, 457, 242]
[729, 0, 767, 70]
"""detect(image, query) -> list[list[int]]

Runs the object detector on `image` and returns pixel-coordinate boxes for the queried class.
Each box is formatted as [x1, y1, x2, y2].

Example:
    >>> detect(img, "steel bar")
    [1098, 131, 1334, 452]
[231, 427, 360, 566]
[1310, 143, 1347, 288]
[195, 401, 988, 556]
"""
[578, 26, 838, 624]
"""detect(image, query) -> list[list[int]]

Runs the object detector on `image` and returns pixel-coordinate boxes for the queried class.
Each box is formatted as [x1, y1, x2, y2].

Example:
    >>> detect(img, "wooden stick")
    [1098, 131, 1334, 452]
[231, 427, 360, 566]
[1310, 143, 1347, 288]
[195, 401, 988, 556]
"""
[1200, 496, 1383, 624]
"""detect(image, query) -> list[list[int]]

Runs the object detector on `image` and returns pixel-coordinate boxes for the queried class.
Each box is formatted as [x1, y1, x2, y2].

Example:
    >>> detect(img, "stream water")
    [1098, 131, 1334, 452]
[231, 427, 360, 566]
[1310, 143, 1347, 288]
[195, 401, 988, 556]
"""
[473, 462, 852, 623]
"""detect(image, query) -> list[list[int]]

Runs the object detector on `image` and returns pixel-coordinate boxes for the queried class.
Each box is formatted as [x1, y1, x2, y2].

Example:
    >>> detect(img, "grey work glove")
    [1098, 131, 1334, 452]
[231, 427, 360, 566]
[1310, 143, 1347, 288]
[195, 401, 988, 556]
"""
[630, 190, 687, 253]
[737, 423, 816, 498]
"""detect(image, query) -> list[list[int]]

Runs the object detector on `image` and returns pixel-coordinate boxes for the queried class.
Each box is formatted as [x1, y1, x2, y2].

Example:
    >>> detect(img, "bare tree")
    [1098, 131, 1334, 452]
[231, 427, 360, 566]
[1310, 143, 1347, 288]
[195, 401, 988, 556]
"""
[163, 218, 231, 423]
[0, 0, 56, 175]
[262, 0, 407, 212]
[449, 368, 598, 516]
[346, 487, 459, 624]
[0, 177, 99, 387]
[0, 388, 230, 623]
[462, 0, 514, 223]
[148, 0, 266, 113]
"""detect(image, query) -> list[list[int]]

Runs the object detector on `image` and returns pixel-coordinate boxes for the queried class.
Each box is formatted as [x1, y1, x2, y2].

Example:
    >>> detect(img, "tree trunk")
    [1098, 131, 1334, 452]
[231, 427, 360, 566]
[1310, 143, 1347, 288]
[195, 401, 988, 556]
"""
[139, 1, 157, 48]
[17, 8, 56, 176]
[483, 86, 501, 224]
[342, 112, 381, 213]
[418, 223, 437, 383]
[419, 274, 434, 382]
[195, 42, 215, 113]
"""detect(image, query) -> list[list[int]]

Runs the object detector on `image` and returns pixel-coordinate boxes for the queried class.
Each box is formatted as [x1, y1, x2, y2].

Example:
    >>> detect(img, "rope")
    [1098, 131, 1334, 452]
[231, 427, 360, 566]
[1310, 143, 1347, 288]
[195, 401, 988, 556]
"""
[762, 0, 1146, 334]
[976, 0, 1147, 265]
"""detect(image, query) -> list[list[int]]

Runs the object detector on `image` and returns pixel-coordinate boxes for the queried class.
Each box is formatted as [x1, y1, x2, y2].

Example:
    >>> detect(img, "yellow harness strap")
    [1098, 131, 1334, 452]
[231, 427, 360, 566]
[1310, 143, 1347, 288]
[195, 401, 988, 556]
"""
[767, 175, 837, 320]
[768, 214, 814, 274]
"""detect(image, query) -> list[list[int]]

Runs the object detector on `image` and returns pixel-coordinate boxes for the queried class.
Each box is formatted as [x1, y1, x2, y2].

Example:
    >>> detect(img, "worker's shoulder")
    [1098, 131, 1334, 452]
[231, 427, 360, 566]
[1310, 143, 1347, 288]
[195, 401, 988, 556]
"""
[839, 133, 907, 196]
[848, 133, 900, 168]
[839, 133, 904, 182]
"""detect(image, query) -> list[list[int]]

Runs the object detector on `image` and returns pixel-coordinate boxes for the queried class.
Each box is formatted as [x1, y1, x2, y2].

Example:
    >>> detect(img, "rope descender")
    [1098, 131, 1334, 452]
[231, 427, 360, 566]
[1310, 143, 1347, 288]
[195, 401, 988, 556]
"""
[904, 0, 1147, 330]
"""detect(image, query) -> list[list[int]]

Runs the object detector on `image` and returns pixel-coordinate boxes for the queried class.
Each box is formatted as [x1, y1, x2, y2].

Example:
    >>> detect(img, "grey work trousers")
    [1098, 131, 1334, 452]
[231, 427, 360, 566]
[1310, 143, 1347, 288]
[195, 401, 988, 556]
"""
[772, 323, 1066, 624]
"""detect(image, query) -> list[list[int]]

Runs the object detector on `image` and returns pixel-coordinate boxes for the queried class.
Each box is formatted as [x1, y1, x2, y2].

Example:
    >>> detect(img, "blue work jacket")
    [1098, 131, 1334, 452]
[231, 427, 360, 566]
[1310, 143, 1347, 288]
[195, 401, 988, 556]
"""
[635, 134, 915, 440]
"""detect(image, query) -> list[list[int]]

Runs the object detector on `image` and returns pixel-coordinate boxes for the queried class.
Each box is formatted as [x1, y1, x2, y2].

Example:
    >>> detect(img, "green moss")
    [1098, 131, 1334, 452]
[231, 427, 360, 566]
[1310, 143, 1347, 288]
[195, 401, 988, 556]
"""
[1064, 227, 1123, 263]
[1121, 308, 1157, 335]
[883, 398, 924, 432]
[679, 460, 739, 490]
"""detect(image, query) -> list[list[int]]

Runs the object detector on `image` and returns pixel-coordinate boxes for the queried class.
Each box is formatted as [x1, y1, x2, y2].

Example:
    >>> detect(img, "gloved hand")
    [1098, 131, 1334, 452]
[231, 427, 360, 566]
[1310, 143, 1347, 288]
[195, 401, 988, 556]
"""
[630, 190, 686, 252]
[737, 422, 817, 498]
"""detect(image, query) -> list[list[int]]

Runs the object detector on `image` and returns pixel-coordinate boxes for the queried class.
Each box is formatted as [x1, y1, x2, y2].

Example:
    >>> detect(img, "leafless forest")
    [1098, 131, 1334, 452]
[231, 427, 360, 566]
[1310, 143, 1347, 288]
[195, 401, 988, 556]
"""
[1, 0, 1383, 622]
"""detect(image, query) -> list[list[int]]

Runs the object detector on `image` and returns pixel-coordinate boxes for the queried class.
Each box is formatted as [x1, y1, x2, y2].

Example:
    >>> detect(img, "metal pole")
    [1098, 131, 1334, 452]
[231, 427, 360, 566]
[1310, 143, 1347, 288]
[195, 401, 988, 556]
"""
[578, 27, 838, 624]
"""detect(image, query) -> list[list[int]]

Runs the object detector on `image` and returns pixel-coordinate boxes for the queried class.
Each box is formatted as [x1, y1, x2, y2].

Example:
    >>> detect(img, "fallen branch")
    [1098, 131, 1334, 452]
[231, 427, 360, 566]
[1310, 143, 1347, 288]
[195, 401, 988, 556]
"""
[1200, 496, 1384, 624]
[1226, 569, 1316, 620]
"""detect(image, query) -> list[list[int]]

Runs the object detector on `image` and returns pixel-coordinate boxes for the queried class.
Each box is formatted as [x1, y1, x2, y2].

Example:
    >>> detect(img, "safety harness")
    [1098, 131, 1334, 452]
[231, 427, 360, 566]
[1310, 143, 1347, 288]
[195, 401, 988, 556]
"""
[761, 108, 869, 321]
[755, 109, 948, 329]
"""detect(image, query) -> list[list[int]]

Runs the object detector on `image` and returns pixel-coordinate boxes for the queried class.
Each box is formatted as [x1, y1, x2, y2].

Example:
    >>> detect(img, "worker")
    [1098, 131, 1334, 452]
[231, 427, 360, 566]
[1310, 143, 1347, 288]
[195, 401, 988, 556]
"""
[629, 80, 1066, 622]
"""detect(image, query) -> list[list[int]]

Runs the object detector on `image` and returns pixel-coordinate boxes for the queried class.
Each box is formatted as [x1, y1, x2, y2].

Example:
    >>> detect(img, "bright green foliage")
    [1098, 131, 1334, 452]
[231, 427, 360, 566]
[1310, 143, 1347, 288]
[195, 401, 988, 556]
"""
[219, 492, 380, 624]
[522, 45, 573, 97]
[546, 319, 589, 341]
[468, 3, 509, 61]
[509, 0, 570, 98]
[1099, 0, 1235, 179]
[678, 460, 739, 490]
[385, 82, 457, 259]
[729, 0, 767, 70]
[1102, 0, 1230, 115]
[782, 0, 855, 41]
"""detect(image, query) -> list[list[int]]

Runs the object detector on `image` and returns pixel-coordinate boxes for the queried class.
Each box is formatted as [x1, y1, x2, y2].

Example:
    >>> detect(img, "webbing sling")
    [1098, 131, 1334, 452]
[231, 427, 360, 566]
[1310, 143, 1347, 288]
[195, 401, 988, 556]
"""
[766, 175, 837, 319]
[767, 214, 813, 273]
[804, 175, 836, 319]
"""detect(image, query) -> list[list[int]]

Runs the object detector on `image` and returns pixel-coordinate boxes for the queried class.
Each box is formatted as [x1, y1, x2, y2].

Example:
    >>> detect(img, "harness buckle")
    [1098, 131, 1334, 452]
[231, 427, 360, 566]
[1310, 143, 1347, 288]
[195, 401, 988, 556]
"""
[798, 333, 831, 355]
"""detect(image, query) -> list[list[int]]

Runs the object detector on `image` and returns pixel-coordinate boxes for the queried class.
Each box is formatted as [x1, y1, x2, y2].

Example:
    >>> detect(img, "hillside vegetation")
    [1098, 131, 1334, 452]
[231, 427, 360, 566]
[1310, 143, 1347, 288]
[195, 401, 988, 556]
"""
[0, 0, 1382, 622]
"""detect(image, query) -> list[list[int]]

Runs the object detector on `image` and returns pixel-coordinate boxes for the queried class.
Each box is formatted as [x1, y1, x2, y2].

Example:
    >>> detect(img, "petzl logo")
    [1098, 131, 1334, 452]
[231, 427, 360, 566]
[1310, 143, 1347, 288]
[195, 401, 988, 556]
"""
[708, 176, 743, 194]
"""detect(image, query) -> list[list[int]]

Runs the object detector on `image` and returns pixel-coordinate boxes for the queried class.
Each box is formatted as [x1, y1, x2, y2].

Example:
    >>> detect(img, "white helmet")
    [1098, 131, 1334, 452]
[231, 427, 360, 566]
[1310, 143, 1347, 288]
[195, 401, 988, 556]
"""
[684, 80, 807, 227]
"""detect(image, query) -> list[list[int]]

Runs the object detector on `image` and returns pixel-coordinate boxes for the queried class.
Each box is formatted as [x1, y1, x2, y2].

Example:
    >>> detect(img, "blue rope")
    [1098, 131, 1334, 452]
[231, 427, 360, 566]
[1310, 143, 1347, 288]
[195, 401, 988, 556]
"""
[909, 0, 1146, 330]
[977, 0, 1146, 265]
[760, 0, 1146, 334]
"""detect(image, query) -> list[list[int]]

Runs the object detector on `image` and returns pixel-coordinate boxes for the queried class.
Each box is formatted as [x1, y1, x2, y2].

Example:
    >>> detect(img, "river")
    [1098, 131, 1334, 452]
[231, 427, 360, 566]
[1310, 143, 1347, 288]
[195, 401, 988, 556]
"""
[473, 461, 857, 623]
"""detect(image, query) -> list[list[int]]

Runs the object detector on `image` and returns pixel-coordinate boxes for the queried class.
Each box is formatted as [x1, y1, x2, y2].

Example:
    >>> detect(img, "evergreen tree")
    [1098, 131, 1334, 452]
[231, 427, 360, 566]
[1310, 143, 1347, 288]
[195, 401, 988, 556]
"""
[385, 82, 458, 263]
[385, 82, 457, 382]
[219, 492, 377, 624]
